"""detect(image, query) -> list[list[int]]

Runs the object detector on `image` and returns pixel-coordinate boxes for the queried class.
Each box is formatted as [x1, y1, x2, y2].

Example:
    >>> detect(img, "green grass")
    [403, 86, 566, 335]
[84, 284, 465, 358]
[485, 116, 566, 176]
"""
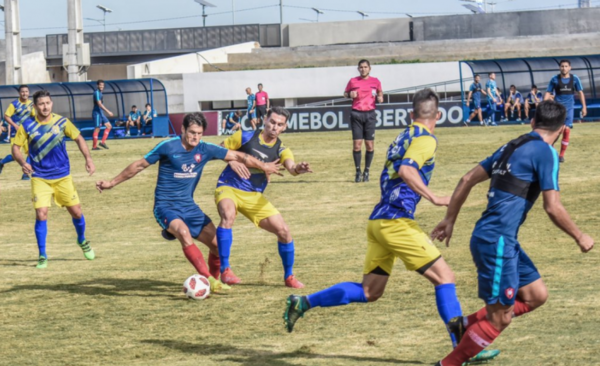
[1, 124, 599, 366]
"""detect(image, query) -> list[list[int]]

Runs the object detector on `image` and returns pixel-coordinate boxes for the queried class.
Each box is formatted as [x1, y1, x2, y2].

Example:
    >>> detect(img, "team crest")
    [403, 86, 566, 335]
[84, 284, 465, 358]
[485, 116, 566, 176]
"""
[194, 154, 202, 163]
[505, 287, 515, 300]
[51, 125, 60, 135]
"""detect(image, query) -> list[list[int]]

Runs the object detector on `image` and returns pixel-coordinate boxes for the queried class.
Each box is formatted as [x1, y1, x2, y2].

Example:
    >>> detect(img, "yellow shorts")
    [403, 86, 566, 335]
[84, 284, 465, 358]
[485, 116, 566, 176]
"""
[214, 186, 279, 226]
[31, 175, 80, 209]
[10, 138, 28, 155]
[363, 218, 441, 275]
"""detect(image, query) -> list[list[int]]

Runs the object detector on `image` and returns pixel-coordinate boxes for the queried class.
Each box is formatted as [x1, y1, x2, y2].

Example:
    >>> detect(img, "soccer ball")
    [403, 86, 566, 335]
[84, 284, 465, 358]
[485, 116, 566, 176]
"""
[182, 274, 211, 300]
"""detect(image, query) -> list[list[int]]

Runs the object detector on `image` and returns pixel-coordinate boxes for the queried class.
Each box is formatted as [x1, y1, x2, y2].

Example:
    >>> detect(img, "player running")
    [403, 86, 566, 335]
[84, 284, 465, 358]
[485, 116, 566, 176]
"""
[246, 87, 258, 130]
[544, 59, 586, 163]
[215, 106, 312, 289]
[465, 74, 487, 126]
[283, 89, 498, 363]
[92, 80, 113, 151]
[0, 85, 35, 180]
[12, 90, 96, 269]
[431, 100, 594, 366]
[95, 112, 281, 292]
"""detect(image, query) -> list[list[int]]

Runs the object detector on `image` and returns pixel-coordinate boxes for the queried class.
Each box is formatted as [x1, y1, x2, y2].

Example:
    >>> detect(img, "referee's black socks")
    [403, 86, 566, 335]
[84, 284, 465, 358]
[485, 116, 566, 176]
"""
[365, 150, 374, 171]
[353, 151, 362, 172]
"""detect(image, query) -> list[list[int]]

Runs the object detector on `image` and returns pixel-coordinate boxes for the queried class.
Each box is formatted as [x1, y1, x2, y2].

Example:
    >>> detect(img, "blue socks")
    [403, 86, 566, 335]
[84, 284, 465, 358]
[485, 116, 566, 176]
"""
[72, 215, 86, 243]
[278, 240, 295, 279]
[435, 283, 463, 347]
[0, 154, 14, 165]
[307, 282, 368, 308]
[34, 220, 47, 258]
[216, 227, 232, 273]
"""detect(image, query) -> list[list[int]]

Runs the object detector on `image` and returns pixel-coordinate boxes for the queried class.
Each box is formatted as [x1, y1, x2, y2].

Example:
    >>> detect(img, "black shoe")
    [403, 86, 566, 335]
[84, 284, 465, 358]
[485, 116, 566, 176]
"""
[355, 171, 362, 183]
[434, 362, 442, 366]
[283, 295, 309, 333]
[559, 156, 565, 163]
[92, 147, 101, 151]
[161, 229, 177, 241]
[0, 163, 4, 174]
[363, 171, 369, 182]
[447, 316, 465, 348]
[99, 142, 109, 149]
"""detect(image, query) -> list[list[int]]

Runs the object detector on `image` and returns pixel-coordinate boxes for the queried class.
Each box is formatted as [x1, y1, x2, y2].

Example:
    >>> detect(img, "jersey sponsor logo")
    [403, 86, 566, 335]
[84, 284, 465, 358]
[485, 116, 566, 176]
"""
[174, 163, 198, 178]
[173, 154, 182, 158]
[31, 131, 41, 138]
[505, 287, 515, 300]
[194, 154, 202, 163]
[252, 148, 269, 161]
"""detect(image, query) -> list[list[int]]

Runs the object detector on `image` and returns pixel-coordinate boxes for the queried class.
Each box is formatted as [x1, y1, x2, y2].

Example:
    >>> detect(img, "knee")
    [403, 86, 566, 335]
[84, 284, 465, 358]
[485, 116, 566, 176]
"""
[36, 211, 48, 221]
[531, 287, 549, 310]
[218, 210, 236, 228]
[488, 311, 513, 331]
[276, 225, 292, 243]
[363, 286, 383, 302]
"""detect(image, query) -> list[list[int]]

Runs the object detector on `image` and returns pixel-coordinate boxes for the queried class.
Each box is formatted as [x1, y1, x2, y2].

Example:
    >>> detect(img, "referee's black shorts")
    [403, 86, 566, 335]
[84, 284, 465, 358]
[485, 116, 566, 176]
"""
[256, 105, 268, 120]
[350, 109, 376, 141]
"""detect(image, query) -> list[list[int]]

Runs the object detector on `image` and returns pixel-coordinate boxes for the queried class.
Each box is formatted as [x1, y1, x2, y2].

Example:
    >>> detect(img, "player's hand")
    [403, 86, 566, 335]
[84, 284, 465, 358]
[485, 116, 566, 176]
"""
[576, 233, 594, 253]
[85, 158, 95, 176]
[432, 196, 451, 207]
[250, 109, 254, 113]
[349, 91, 358, 99]
[229, 160, 251, 180]
[377, 95, 384, 103]
[294, 162, 313, 175]
[22, 163, 34, 176]
[95, 180, 113, 193]
[263, 159, 284, 182]
[581, 107, 587, 118]
[108, 111, 114, 117]
[431, 218, 454, 247]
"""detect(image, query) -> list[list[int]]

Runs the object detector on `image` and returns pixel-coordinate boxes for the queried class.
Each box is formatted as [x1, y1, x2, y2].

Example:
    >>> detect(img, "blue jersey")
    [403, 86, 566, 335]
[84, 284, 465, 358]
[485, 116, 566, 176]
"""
[508, 91, 523, 104]
[486, 80, 498, 100]
[526, 91, 543, 103]
[129, 110, 141, 121]
[473, 131, 559, 243]
[144, 137, 228, 207]
[370, 122, 437, 221]
[546, 75, 583, 108]
[93, 90, 103, 113]
[469, 82, 483, 100]
[247, 94, 256, 110]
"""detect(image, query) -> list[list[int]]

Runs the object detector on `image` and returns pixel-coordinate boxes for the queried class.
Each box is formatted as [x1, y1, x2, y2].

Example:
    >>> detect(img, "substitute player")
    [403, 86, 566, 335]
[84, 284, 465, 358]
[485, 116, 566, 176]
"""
[345, 59, 383, 183]
[92, 80, 113, 150]
[283, 89, 498, 363]
[504, 85, 523, 122]
[95, 112, 282, 291]
[544, 59, 586, 163]
[215, 106, 312, 289]
[246, 87, 258, 130]
[12, 90, 96, 269]
[465, 74, 487, 126]
[524, 85, 542, 120]
[431, 100, 594, 366]
[485, 73, 499, 126]
[0, 85, 35, 180]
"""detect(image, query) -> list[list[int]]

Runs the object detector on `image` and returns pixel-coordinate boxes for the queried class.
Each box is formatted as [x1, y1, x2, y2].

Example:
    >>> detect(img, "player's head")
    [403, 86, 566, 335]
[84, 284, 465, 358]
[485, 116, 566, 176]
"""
[246, 87, 252, 94]
[532, 100, 566, 137]
[258, 83, 263, 91]
[510, 85, 516, 92]
[358, 59, 371, 77]
[411, 88, 440, 125]
[531, 85, 538, 91]
[97, 79, 105, 91]
[182, 112, 208, 147]
[235, 110, 242, 117]
[264, 106, 289, 139]
[33, 90, 53, 118]
[488, 72, 495, 80]
[145, 103, 151, 110]
[18, 85, 30, 100]
[559, 59, 571, 75]
[131, 105, 137, 112]
[474, 74, 480, 82]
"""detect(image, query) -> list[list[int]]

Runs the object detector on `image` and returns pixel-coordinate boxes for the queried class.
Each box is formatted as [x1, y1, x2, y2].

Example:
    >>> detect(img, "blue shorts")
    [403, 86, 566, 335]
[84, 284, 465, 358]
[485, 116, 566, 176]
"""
[247, 109, 256, 119]
[565, 107, 574, 128]
[225, 121, 237, 130]
[153, 204, 212, 239]
[470, 235, 541, 306]
[472, 98, 481, 110]
[93, 111, 110, 127]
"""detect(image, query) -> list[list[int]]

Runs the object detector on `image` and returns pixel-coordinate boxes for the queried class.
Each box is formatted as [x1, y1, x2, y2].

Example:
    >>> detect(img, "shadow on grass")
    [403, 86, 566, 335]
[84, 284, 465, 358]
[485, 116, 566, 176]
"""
[142, 339, 425, 365]
[0, 258, 84, 267]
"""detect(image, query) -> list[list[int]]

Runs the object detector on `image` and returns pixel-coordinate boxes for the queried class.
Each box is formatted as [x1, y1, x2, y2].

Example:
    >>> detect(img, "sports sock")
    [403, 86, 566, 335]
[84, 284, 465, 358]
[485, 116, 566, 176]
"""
[353, 151, 361, 172]
[216, 227, 232, 273]
[560, 126, 570, 157]
[464, 300, 533, 329]
[277, 240, 295, 279]
[92, 130, 99, 148]
[182, 244, 210, 278]
[101, 128, 111, 144]
[72, 215, 86, 243]
[435, 283, 463, 347]
[208, 252, 221, 279]
[34, 220, 48, 258]
[441, 319, 501, 366]
[0, 154, 14, 165]
[307, 282, 367, 308]
[365, 150, 374, 172]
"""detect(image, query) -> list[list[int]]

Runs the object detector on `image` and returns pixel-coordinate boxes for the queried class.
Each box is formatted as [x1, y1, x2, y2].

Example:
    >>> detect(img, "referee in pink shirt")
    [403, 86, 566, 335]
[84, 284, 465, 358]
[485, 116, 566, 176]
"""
[255, 83, 270, 129]
[344, 59, 383, 183]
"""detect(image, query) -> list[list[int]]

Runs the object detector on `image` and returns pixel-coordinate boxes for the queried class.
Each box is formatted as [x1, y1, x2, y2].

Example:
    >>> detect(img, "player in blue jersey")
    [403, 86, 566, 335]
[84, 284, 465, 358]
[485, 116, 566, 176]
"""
[283, 88, 498, 363]
[504, 85, 523, 122]
[95, 112, 282, 292]
[544, 59, 587, 163]
[246, 87, 258, 130]
[524, 85, 542, 120]
[125, 105, 141, 137]
[11, 90, 96, 269]
[431, 100, 594, 366]
[0, 85, 35, 180]
[465, 74, 487, 126]
[214, 106, 313, 289]
[92, 80, 114, 151]
[221, 110, 242, 135]
[485, 73, 499, 126]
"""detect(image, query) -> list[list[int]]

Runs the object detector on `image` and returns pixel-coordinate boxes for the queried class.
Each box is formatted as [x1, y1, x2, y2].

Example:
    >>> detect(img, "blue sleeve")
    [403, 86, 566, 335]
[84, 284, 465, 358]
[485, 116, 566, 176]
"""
[204, 142, 228, 161]
[574, 75, 583, 92]
[479, 147, 503, 176]
[240, 131, 254, 145]
[546, 77, 557, 93]
[144, 140, 169, 165]
[228, 112, 234, 120]
[469, 84, 476, 92]
[534, 144, 560, 191]
[94, 91, 100, 102]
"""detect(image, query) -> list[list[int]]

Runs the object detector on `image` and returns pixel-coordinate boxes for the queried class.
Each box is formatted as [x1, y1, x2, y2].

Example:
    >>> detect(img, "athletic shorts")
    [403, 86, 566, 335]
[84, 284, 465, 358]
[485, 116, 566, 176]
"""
[153, 204, 212, 239]
[247, 109, 256, 119]
[564, 107, 574, 128]
[256, 105, 267, 120]
[214, 186, 279, 227]
[93, 111, 110, 127]
[350, 109, 376, 141]
[472, 98, 481, 110]
[363, 218, 442, 275]
[31, 175, 80, 209]
[470, 235, 541, 306]
[225, 121, 237, 130]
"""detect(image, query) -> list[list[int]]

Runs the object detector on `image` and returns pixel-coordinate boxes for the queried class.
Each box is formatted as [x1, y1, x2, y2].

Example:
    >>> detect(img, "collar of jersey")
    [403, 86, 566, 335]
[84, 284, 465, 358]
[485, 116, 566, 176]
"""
[258, 132, 277, 147]
[34, 114, 58, 125]
[412, 121, 431, 133]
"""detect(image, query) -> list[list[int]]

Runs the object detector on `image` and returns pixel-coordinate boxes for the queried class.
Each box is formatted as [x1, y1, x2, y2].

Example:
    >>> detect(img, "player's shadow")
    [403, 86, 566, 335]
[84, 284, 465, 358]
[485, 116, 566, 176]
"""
[142, 339, 425, 365]
[0, 258, 82, 267]
[0, 278, 182, 299]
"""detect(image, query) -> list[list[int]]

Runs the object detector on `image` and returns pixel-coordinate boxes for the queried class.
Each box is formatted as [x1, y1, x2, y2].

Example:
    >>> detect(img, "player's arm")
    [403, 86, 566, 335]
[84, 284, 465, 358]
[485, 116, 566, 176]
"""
[11, 126, 33, 175]
[466, 90, 473, 103]
[399, 165, 448, 206]
[251, 99, 256, 112]
[73, 134, 95, 176]
[96, 158, 151, 193]
[223, 150, 283, 180]
[542, 190, 593, 253]
[4, 104, 19, 130]
[578, 90, 587, 117]
[280, 148, 312, 176]
[95, 92, 113, 117]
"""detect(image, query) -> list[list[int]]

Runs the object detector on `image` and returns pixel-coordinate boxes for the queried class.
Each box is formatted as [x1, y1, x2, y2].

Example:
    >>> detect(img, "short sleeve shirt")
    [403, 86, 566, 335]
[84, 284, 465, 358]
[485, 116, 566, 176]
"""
[345, 76, 382, 111]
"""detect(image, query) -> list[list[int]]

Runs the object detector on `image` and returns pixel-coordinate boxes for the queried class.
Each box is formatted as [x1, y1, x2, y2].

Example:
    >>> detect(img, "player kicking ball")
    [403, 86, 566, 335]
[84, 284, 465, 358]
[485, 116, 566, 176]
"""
[12, 90, 96, 268]
[283, 89, 498, 363]
[431, 100, 594, 366]
[214, 106, 312, 288]
[96, 112, 281, 292]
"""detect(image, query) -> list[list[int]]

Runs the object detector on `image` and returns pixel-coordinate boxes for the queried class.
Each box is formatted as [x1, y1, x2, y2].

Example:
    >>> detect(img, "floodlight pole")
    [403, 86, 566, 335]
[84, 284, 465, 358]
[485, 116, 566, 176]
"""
[4, 0, 23, 85]
[67, 0, 85, 82]
[202, 5, 207, 27]
[232, 0, 235, 24]
[280, 0, 283, 24]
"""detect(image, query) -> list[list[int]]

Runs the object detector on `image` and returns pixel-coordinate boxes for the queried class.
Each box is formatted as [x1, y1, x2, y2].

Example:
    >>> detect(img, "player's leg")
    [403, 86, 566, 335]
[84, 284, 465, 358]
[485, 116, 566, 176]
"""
[362, 111, 375, 182]
[516, 102, 522, 121]
[125, 120, 131, 136]
[488, 100, 496, 125]
[92, 112, 100, 150]
[477, 108, 484, 126]
[196, 221, 223, 280]
[559, 108, 573, 162]
[524, 101, 530, 119]
[31, 178, 54, 268]
[100, 121, 111, 149]
[65, 203, 94, 260]
[136, 119, 141, 135]
[215, 187, 241, 284]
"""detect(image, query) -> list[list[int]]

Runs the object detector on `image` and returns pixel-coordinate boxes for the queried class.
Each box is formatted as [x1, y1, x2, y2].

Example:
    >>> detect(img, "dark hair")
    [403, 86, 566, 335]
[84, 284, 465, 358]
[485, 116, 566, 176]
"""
[488, 72, 495, 76]
[145, 103, 151, 108]
[132, 105, 137, 109]
[534, 100, 567, 132]
[412, 88, 439, 120]
[358, 59, 370, 67]
[33, 90, 51, 105]
[235, 110, 242, 116]
[474, 74, 480, 78]
[532, 85, 538, 89]
[258, 83, 263, 87]
[559, 59, 571, 66]
[18, 85, 29, 91]
[183, 112, 208, 131]
[510, 84, 516, 88]
[97, 79, 104, 85]
[266, 105, 290, 122]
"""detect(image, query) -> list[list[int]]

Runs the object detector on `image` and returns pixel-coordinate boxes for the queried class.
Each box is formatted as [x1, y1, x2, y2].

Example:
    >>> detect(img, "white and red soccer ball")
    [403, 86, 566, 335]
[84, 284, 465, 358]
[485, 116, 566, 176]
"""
[183, 274, 210, 300]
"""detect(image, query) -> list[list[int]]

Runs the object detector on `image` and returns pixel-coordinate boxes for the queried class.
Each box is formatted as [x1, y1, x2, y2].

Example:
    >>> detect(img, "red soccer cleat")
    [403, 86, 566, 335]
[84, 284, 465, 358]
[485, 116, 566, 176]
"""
[220, 267, 241, 285]
[285, 275, 305, 289]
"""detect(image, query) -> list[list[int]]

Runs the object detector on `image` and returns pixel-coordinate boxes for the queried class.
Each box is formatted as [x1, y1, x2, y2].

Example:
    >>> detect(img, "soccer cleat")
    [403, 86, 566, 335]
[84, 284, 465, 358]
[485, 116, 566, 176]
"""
[285, 274, 305, 288]
[99, 142, 109, 149]
[21, 174, 30, 181]
[362, 171, 369, 182]
[466, 349, 501, 364]
[77, 240, 95, 260]
[220, 267, 241, 285]
[559, 156, 565, 163]
[283, 295, 310, 332]
[447, 316, 466, 346]
[92, 147, 100, 151]
[0, 163, 4, 174]
[36, 255, 48, 269]
[355, 171, 362, 183]
[208, 276, 231, 293]
[125, 132, 130, 137]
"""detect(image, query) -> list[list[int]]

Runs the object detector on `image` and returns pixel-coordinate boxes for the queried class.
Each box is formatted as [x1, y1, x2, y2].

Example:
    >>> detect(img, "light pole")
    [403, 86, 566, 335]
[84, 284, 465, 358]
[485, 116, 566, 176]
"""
[194, 0, 217, 27]
[311, 7, 323, 22]
[95, 4, 112, 32]
[357, 11, 368, 20]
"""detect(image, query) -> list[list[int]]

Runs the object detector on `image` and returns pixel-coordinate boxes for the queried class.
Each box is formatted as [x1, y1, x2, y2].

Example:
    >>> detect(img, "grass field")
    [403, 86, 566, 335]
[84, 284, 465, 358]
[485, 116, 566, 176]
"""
[1, 124, 599, 366]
